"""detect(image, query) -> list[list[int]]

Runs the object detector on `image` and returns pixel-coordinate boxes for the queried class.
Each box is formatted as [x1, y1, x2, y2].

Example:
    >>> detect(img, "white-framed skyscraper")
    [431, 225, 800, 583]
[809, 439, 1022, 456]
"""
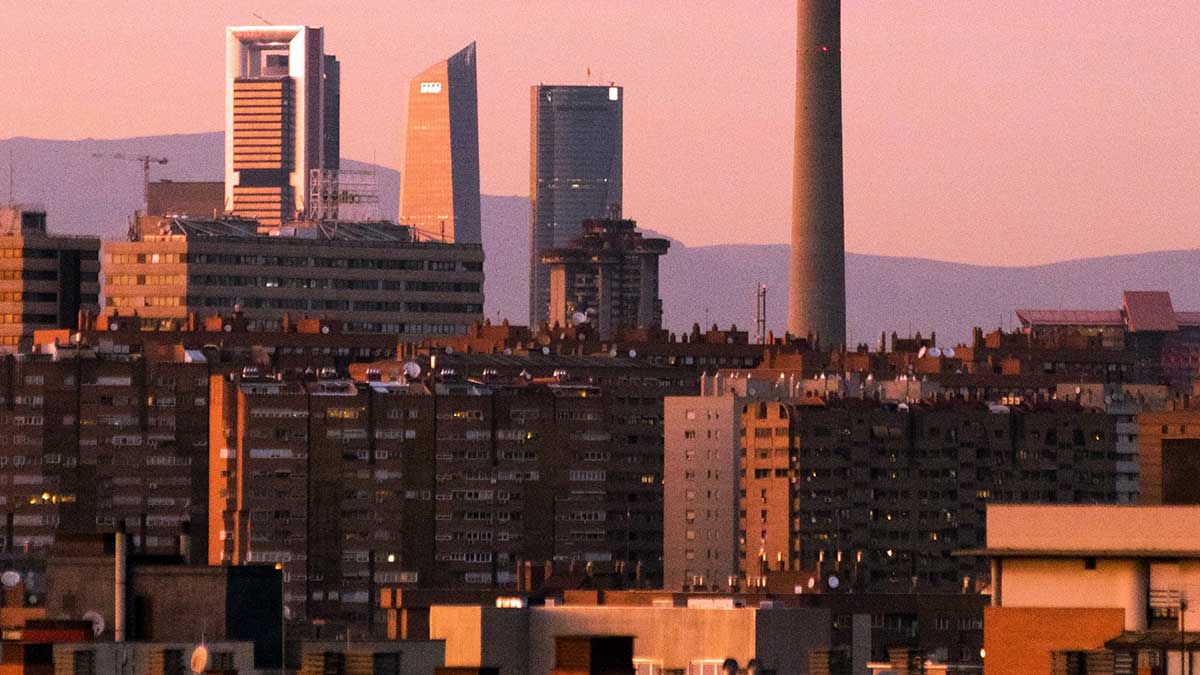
[225, 26, 338, 225]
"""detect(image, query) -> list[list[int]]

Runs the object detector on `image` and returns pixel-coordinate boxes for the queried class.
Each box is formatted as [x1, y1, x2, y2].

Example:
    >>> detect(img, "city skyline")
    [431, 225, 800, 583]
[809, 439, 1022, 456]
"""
[3, 3, 1200, 266]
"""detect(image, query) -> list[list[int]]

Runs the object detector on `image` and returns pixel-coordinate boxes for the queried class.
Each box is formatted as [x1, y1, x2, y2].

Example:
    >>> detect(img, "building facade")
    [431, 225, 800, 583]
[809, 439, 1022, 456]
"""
[0, 206, 99, 349]
[401, 44, 481, 245]
[540, 219, 668, 339]
[102, 216, 483, 339]
[225, 25, 338, 224]
[529, 85, 623, 327]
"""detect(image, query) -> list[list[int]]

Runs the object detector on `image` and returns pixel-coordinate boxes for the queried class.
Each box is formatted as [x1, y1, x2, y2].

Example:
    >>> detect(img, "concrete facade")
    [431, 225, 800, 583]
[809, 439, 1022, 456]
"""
[430, 604, 830, 675]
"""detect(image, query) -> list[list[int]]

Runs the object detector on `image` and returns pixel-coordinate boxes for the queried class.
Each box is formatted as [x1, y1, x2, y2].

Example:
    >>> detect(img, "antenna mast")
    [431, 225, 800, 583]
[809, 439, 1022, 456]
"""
[756, 283, 767, 345]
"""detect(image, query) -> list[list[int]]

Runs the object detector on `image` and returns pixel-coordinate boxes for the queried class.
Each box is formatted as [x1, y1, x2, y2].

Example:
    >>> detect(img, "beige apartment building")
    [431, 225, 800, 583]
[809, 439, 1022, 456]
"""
[102, 216, 483, 339]
[0, 205, 100, 349]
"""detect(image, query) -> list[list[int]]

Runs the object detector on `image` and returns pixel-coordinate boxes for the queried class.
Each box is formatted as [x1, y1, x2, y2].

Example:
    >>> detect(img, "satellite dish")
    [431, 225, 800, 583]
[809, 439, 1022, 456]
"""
[807, 576, 816, 590]
[609, 347, 618, 357]
[320, 325, 330, 334]
[917, 346, 927, 358]
[628, 349, 637, 359]
[943, 347, 956, 358]
[542, 346, 550, 356]
[189, 644, 209, 675]
[571, 312, 588, 324]
[223, 324, 232, 333]
[503, 348, 513, 356]
[928, 347, 942, 358]
[82, 610, 105, 638]
[402, 361, 422, 379]
[445, 346, 454, 354]
[828, 575, 841, 590]
[0, 571, 20, 587]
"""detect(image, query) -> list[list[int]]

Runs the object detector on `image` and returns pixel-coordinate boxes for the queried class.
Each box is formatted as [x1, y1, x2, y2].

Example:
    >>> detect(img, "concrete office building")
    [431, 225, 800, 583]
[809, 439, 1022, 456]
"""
[0, 205, 99, 349]
[430, 603, 829, 675]
[401, 44, 481, 244]
[225, 25, 338, 224]
[540, 219, 669, 339]
[972, 504, 1200, 675]
[529, 85, 622, 327]
[102, 216, 484, 339]
[789, 0, 846, 348]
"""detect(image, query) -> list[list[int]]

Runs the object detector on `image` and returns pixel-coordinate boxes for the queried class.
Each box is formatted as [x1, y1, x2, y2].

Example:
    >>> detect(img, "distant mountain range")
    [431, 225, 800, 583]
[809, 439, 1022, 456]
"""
[3, 131, 1198, 346]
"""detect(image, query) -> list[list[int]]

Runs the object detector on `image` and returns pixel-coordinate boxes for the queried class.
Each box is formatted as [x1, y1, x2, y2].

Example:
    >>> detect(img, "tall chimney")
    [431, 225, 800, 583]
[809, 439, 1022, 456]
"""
[789, 0, 847, 348]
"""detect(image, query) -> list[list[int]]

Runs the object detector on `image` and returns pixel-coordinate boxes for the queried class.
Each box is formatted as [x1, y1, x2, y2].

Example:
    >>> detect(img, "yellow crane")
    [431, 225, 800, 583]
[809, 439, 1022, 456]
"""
[91, 152, 168, 215]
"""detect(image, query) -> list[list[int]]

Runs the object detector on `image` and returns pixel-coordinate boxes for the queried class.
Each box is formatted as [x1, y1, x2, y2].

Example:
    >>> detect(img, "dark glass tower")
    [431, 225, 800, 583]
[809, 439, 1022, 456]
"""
[529, 85, 623, 327]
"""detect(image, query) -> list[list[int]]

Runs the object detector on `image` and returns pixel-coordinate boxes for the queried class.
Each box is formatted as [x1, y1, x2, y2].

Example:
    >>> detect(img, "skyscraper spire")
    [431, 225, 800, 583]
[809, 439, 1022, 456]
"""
[789, 0, 846, 348]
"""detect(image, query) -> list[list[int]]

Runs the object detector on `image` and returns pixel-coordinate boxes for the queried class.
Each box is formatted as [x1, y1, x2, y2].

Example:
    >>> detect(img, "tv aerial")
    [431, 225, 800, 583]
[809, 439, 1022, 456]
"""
[82, 610, 105, 638]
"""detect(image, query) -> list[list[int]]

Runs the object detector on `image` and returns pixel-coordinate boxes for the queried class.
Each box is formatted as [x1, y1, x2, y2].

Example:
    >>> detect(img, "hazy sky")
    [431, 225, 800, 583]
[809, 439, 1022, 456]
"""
[3, 1, 1200, 265]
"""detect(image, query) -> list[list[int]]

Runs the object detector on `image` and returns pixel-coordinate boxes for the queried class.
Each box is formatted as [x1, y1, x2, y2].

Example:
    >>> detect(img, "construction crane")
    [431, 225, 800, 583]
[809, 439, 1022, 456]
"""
[91, 152, 168, 215]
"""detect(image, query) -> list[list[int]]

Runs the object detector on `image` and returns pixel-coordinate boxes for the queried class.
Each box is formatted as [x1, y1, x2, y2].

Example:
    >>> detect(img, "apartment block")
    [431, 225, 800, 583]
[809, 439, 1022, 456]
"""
[102, 216, 483, 338]
[0, 205, 99, 349]
[541, 219, 669, 339]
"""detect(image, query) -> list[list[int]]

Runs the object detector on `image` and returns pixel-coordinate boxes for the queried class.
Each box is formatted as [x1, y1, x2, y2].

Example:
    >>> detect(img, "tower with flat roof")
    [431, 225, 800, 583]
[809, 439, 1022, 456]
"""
[789, 1, 846, 348]
[529, 85, 623, 327]
[401, 43, 481, 245]
[224, 26, 338, 225]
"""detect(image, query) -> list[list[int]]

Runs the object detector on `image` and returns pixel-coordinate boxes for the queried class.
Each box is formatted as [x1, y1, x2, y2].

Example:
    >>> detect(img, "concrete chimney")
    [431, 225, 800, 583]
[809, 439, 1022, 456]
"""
[789, 0, 847, 348]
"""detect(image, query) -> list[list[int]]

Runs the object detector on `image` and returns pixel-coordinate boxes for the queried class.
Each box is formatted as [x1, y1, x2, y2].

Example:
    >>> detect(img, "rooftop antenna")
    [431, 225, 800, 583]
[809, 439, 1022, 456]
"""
[755, 284, 767, 345]
[252, 11, 272, 25]
[7, 148, 13, 204]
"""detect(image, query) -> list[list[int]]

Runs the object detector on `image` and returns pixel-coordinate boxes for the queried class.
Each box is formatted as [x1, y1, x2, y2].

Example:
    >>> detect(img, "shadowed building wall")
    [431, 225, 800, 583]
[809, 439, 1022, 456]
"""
[789, 0, 846, 348]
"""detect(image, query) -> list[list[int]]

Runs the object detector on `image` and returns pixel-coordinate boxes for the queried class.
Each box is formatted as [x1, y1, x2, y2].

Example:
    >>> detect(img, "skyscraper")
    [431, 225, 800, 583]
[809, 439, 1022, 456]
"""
[225, 26, 338, 225]
[529, 85, 623, 327]
[400, 43, 481, 244]
[789, 1, 846, 348]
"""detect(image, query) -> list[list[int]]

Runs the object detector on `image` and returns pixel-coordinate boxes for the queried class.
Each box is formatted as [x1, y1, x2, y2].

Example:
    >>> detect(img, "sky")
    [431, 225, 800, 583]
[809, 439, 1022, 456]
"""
[2, 1, 1200, 265]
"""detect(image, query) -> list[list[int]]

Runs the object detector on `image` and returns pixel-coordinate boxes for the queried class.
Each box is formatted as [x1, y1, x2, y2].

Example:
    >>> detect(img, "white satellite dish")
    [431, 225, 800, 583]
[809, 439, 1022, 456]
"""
[571, 312, 588, 324]
[189, 644, 209, 675]
[542, 346, 550, 355]
[807, 576, 816, 590]
[628, 349, 637, 359]
[445, 346, 454, 354]
[943, 347, 956, 358]
[917, 346, 927, 358]
[0, 571, 20, 588]
[82, 610, 105, 638]
[402, 361, 422, 379]
[928, 347, 942, 358]
[828, 575, 841, 590]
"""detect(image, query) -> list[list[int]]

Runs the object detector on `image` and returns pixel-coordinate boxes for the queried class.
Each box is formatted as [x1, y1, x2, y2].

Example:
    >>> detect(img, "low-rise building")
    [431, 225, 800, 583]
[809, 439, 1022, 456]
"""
[103, 215, 483, 338]
[970, 504, 1200, 675]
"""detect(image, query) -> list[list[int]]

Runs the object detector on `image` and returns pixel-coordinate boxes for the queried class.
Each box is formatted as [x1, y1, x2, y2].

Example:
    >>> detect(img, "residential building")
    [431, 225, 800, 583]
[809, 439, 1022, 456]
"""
[971, 504, 1200, 675]
[1137, 401, 1200, 505]
[0, 205, 100, 349]
[401, 44, 481, 244]
[540, 219, 669, 339]
[225, 25, 338, 224]
[102, 215, 484, 339]
[529, 84, 622, 327]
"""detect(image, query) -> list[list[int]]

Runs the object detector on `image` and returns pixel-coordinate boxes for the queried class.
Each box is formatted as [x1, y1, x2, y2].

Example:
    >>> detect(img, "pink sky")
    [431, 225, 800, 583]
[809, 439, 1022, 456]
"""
[2, 1, 1200, 265]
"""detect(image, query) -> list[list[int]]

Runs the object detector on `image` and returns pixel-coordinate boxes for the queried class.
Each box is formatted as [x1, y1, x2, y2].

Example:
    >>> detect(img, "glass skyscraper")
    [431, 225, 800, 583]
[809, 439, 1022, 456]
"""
[401, 43, 481, 244]
[528, 84, 623, 327]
